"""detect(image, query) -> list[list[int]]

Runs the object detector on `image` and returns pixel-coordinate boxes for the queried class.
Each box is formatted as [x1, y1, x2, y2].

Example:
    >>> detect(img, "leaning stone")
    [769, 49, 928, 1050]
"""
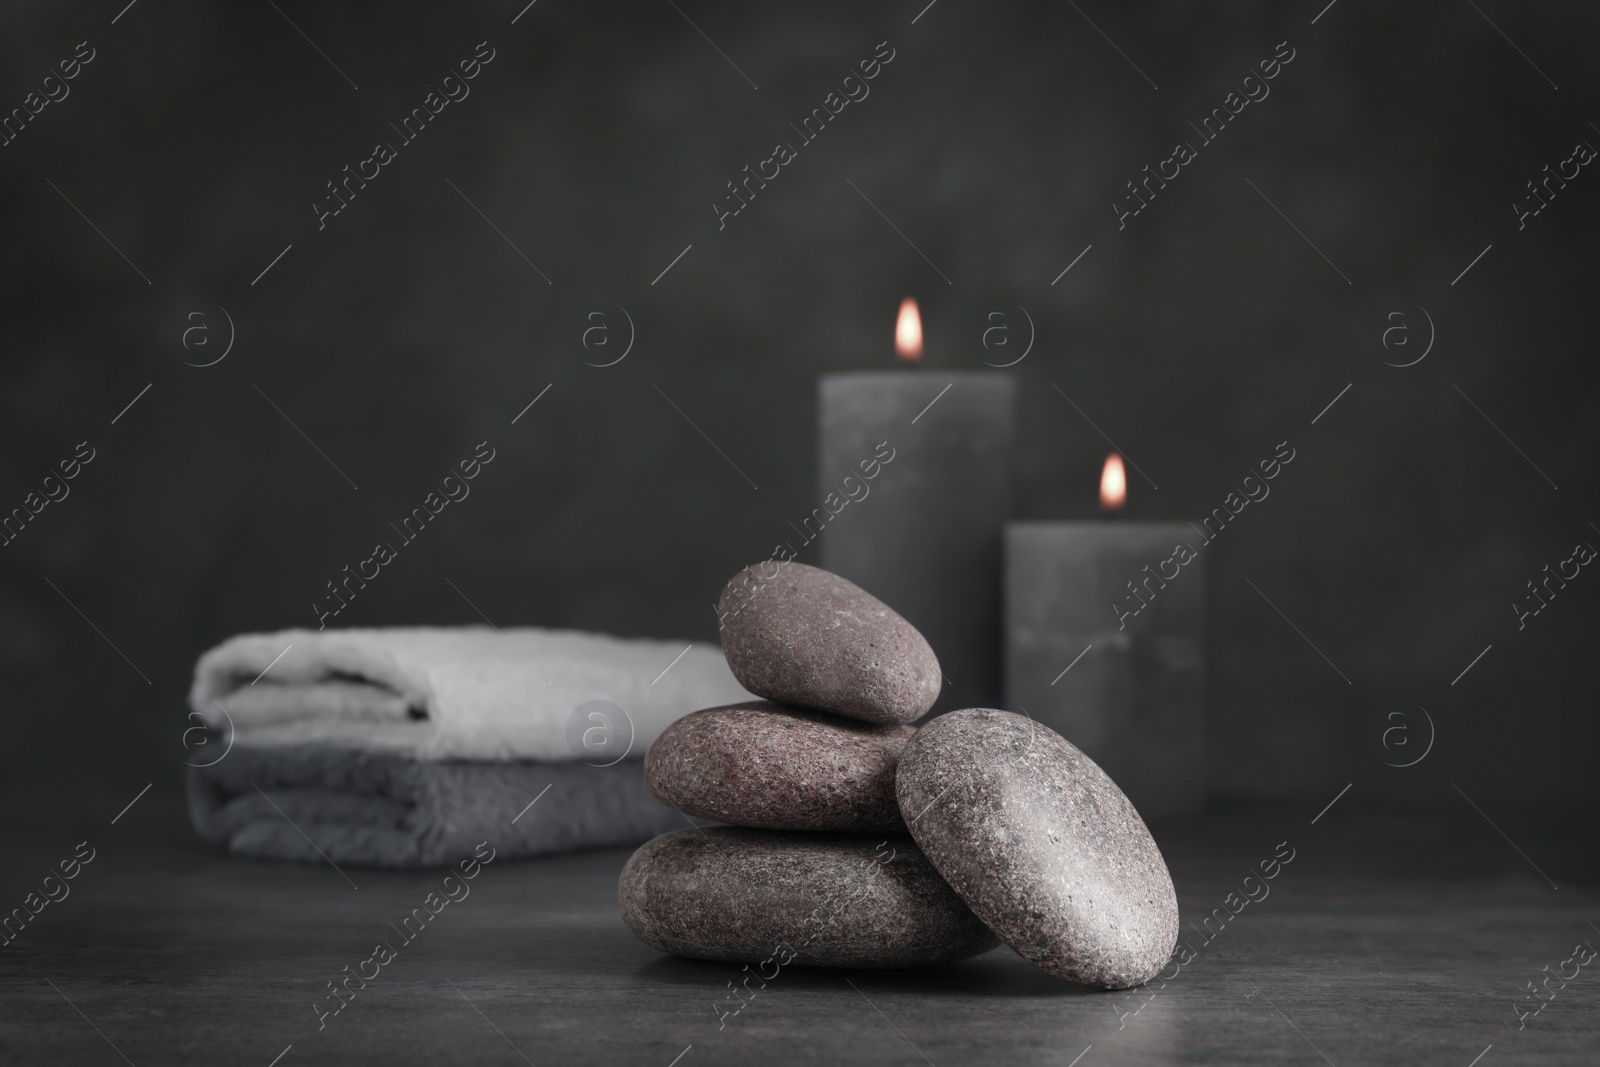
[896, 708, 1178, 988]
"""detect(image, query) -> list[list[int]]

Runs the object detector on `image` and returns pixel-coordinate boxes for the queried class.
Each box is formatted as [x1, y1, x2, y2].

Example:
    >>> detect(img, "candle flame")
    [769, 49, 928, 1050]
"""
[1100, 453, 1127, 511]
[895, 297, 922, 362]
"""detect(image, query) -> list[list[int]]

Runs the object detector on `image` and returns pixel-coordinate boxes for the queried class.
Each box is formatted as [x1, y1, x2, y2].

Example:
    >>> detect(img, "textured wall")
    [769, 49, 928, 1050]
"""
[1, 0, 1596, 803]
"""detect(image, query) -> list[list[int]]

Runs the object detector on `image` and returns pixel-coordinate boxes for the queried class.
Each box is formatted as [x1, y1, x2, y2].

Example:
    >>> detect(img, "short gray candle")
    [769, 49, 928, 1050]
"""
[819, 371, 1015, 713]
[1004, 521, 1206, 818]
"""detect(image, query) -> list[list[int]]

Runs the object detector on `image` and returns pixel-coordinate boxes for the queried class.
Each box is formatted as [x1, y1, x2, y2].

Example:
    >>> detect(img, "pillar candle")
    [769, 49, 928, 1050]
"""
[819, 370, 1016, 713]
[1004, 521, 1207, 818]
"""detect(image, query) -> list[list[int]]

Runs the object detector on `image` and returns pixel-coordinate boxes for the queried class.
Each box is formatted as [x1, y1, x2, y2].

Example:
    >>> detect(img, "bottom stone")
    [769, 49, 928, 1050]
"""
[618, 828, 999, 968]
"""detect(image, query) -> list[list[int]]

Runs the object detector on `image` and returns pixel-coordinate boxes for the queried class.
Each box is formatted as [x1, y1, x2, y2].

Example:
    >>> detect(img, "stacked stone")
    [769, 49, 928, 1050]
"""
[620, 562, 1179, 989]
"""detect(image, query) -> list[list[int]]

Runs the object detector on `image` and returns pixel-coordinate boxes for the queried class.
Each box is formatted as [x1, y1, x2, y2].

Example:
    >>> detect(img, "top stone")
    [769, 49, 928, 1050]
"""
[717, 562, 940, 726]
[896, 708, 1179, 989]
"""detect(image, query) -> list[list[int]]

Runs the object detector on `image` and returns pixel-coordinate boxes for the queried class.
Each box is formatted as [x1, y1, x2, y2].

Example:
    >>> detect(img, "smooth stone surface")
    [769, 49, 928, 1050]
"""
[717, 562, 941, 725]
[645, 701, 915, 832]
[897, 708, 1179, 989]
[618, 827, 1000, 968]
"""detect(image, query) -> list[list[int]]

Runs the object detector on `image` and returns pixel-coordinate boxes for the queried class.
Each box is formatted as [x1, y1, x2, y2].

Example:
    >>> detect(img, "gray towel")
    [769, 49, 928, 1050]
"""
[186, 747, 694, 869]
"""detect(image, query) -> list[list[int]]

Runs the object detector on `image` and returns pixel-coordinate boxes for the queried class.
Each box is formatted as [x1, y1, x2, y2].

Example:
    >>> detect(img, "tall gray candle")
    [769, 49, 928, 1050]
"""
[1004, 456, 1207, 818]
[818, 299, 1016, 714]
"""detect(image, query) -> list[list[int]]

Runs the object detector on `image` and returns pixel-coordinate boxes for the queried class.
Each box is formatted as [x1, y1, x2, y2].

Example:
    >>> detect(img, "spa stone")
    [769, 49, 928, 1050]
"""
[618, 827, 999, 968]
[896, 708, 1178, 989]
[645, 701, 914, 832]
[717, 562, 941, 725]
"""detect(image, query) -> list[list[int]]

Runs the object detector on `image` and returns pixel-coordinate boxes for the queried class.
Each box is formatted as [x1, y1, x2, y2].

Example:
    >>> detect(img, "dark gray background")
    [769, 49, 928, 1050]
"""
[2, 0, 1596, 809]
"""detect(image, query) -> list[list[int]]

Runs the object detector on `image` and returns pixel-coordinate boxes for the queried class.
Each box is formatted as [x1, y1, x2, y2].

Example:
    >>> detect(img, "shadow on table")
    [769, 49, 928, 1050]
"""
[634, 945, 1108, 998]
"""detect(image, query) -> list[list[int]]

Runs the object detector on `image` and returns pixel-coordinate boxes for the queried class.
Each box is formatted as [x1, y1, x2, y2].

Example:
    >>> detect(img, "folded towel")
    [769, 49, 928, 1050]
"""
[189, 626, 746, 758]
[186, 627, 749, 868]
[186, 749, 691, 869]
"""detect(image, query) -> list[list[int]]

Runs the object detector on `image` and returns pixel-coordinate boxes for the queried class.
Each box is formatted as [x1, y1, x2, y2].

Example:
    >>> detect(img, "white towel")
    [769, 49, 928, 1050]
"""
[190, 627, 751, 761]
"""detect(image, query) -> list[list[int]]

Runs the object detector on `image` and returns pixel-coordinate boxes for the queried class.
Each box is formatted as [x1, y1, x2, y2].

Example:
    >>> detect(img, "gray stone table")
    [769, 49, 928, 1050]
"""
[1, 783, 1596, 1065]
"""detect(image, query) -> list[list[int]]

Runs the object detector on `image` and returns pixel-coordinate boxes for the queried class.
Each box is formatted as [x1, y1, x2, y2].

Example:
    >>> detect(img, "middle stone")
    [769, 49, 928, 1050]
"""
[645, 701, 914, 832]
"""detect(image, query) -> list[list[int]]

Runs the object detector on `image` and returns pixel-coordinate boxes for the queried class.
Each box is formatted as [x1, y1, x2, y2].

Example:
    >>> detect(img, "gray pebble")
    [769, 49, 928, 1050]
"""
[718, 562, 940, 725]
[646, 702, 914, 832]
[896, 708, 1178, 988]
[618, 828, 1000, 968]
